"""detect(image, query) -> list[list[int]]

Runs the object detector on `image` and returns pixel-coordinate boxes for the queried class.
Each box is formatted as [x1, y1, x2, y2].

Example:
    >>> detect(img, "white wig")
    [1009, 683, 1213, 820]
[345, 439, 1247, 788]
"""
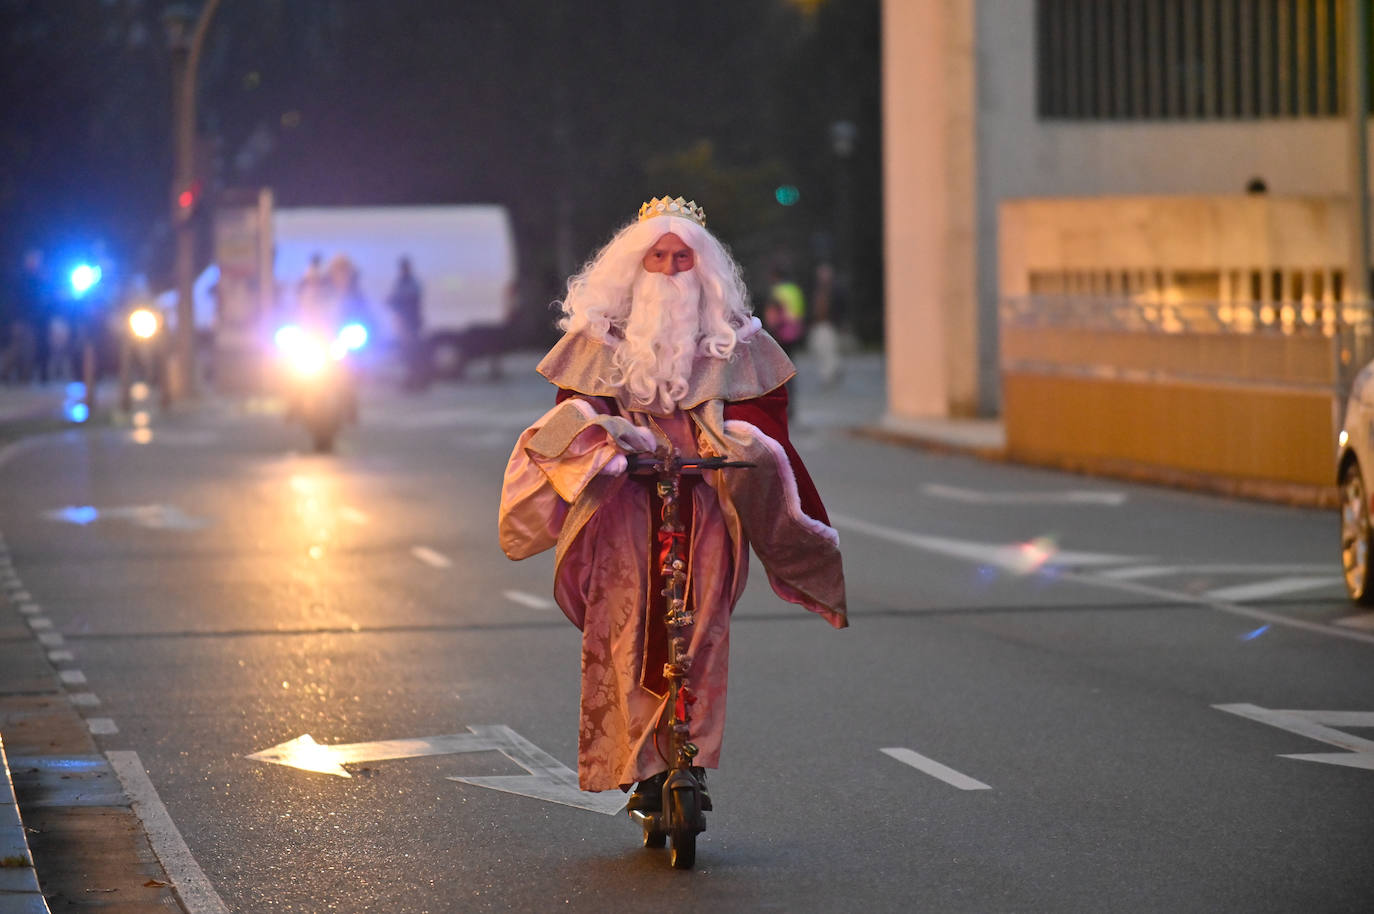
[557, 214, 752, 360]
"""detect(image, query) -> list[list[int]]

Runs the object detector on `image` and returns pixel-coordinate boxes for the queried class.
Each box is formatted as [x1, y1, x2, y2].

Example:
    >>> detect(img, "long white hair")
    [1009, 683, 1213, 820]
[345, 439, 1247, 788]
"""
[557, 217, 753, 407]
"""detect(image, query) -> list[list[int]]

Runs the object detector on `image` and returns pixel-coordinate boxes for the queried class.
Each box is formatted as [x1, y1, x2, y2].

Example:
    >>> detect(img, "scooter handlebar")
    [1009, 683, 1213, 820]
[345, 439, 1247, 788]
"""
[626, 453, 756, 475]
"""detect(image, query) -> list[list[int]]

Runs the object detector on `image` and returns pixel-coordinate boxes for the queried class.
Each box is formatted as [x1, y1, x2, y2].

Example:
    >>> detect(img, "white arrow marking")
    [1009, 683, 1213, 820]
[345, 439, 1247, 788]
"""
[448, 725, 627, 815]
[1214, 703, 1374, 770]
[246, 730, 503, 778]
[246, 725, 625, 815]
[922, 483, 1127, 506]
[830, 514, 1142, 572]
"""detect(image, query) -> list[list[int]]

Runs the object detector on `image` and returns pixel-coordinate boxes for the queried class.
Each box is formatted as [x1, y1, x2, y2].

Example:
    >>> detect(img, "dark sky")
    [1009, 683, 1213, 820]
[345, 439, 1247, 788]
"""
[0, 0, 883, 337]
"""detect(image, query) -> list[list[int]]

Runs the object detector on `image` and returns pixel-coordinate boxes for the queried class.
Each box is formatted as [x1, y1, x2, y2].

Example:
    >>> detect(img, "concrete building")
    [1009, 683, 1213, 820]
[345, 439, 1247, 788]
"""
[882, 0, 1361, 424]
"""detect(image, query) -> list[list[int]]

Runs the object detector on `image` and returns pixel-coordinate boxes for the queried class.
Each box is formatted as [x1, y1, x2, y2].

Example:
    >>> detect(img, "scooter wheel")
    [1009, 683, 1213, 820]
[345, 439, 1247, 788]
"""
[667, 788, 698, 869]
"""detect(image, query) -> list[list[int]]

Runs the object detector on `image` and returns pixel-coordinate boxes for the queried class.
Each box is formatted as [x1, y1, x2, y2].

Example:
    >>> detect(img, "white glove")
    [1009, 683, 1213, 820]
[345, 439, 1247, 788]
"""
[599, 454, 628, 476]
[621, 426, 660, 454]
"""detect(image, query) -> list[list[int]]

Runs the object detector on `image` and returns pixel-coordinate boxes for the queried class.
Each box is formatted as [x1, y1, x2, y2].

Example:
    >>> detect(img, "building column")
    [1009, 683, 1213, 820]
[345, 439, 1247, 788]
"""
[881, 0, 979, 419]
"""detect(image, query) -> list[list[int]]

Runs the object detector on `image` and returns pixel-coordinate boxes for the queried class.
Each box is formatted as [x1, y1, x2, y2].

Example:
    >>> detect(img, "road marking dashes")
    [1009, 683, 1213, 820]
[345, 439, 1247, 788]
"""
[411, 546, 452, 569]
[59, 669, 87, 685]
[87, 718, 118, 735]
[881, 747, 991, 790]
[503, 590, 556, 610]
[339, 507, 369, 525]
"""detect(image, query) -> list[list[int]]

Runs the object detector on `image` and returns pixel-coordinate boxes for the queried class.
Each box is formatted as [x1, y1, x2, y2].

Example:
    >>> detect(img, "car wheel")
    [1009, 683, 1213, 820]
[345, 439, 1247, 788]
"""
[1340, 460, 1374, 604]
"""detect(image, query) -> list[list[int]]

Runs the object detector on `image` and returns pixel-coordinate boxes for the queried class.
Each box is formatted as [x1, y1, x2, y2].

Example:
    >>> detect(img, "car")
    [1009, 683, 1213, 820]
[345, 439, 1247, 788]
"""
[1338, 360, 1374, 603]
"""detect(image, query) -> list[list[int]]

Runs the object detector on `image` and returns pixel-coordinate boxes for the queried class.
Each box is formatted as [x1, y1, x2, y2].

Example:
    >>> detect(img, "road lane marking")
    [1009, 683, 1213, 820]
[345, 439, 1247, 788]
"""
[87, 718, 118, 735]
[881, 748, 992, 790]
[18, 603, 40, 614]
[922, 483, 1127, 506]
[70, 693, 101, 707]
[503, 589, 556, 610]
[1095, 563, 1336, 580]
[37, 632, 63, 647]
[1203, 576, 1341, 602]
[48, 650, 73, 662]
[834, 515, 1374, 646]
[339, 506, 369, 525]
[27, 616, 52, 630]
[1334, 613, 1374, 631]
[411, 546, 452, 568]
[108, 751, 231, 914]
[59, 669, 87, 685]
[1214, 704, 1374, 770]
[829, 514, 1142, 571]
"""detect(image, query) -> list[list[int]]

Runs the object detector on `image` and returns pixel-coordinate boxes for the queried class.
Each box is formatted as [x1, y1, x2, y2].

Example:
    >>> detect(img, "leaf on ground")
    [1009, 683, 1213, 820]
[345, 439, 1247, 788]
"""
[144, 879, 170, 887]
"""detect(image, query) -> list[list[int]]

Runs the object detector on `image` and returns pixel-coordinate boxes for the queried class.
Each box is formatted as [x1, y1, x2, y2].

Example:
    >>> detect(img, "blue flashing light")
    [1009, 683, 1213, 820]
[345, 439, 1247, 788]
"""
[339, 322, 368, 351]
[774, 185, 800, 206]
[69, 263, 102, 296]
[67, 402, 90, 423]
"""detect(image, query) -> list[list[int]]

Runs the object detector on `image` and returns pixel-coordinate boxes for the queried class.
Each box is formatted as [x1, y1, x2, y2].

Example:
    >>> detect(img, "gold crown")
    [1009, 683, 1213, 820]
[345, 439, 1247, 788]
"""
[637, 196, 706, 227]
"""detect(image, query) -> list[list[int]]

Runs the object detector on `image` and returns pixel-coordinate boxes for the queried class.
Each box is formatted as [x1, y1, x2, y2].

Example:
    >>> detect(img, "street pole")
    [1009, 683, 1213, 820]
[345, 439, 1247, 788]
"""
[830, 120, 857, 331]
[165, 0, 222, 403]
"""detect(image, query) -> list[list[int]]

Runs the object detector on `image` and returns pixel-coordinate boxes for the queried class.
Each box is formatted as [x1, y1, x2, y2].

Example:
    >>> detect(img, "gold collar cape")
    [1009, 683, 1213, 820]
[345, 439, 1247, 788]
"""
[536, 328, 795, 411]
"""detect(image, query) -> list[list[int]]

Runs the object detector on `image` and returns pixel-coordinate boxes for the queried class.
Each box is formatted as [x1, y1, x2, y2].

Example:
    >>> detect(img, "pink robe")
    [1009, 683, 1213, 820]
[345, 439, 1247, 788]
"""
[498, 326, 846, 791]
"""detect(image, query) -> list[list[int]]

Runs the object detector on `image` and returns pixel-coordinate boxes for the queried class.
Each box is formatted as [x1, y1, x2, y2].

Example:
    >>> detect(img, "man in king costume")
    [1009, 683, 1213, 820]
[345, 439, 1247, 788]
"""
[498, 196, 847, 809]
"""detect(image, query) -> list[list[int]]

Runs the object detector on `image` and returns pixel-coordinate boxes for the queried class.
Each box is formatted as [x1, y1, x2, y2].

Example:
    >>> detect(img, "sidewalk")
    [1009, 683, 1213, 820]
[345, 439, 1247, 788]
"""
[0, 389, 182, 913]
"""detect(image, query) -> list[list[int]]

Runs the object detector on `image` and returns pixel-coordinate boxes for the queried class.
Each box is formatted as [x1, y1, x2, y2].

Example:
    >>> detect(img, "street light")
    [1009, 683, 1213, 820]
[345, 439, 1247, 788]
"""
[163, 0, 222, 402]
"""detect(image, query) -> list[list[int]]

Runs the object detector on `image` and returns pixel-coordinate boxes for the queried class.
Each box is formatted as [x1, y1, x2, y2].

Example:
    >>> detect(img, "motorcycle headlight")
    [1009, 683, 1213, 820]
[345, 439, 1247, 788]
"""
[291, 341, 329, 376]
[275, 325, 304, 351]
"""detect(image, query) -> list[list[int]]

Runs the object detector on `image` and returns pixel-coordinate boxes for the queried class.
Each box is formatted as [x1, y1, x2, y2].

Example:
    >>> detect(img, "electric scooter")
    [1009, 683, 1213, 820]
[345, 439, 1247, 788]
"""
[625, 450, 753, 869]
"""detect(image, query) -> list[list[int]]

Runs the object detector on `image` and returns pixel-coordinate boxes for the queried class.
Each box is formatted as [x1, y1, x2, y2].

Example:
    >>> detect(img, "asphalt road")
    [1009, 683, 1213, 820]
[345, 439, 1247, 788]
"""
[1, 354, 1371, 913]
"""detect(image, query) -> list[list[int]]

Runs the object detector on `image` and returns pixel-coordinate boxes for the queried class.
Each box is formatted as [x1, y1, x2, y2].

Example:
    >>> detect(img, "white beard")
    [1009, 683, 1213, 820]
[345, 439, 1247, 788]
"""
[611, 270, 703, 412]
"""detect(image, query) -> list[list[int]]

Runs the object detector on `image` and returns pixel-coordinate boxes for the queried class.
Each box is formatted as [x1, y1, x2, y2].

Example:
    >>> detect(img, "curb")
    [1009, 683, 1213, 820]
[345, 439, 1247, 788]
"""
[853, 424, 1335, 510]
[0, 734, 48, 914]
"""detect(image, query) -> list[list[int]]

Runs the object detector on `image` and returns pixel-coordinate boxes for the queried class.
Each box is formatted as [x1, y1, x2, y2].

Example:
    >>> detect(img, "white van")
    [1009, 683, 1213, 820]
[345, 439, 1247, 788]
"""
[271, 205, 516, 374]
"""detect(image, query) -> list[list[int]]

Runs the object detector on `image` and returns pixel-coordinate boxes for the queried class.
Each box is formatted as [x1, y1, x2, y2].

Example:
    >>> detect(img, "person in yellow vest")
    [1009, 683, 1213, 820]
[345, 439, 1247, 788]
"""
[762, 266, 806, 356]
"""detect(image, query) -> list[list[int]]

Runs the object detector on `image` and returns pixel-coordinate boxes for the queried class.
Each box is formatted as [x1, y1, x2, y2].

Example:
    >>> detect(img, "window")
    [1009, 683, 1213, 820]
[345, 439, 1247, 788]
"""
[1036, 0, 1356, 120]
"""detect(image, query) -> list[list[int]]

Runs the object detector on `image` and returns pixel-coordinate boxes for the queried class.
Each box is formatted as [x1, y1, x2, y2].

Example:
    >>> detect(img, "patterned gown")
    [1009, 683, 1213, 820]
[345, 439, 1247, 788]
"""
[498, 320, 846, 791]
